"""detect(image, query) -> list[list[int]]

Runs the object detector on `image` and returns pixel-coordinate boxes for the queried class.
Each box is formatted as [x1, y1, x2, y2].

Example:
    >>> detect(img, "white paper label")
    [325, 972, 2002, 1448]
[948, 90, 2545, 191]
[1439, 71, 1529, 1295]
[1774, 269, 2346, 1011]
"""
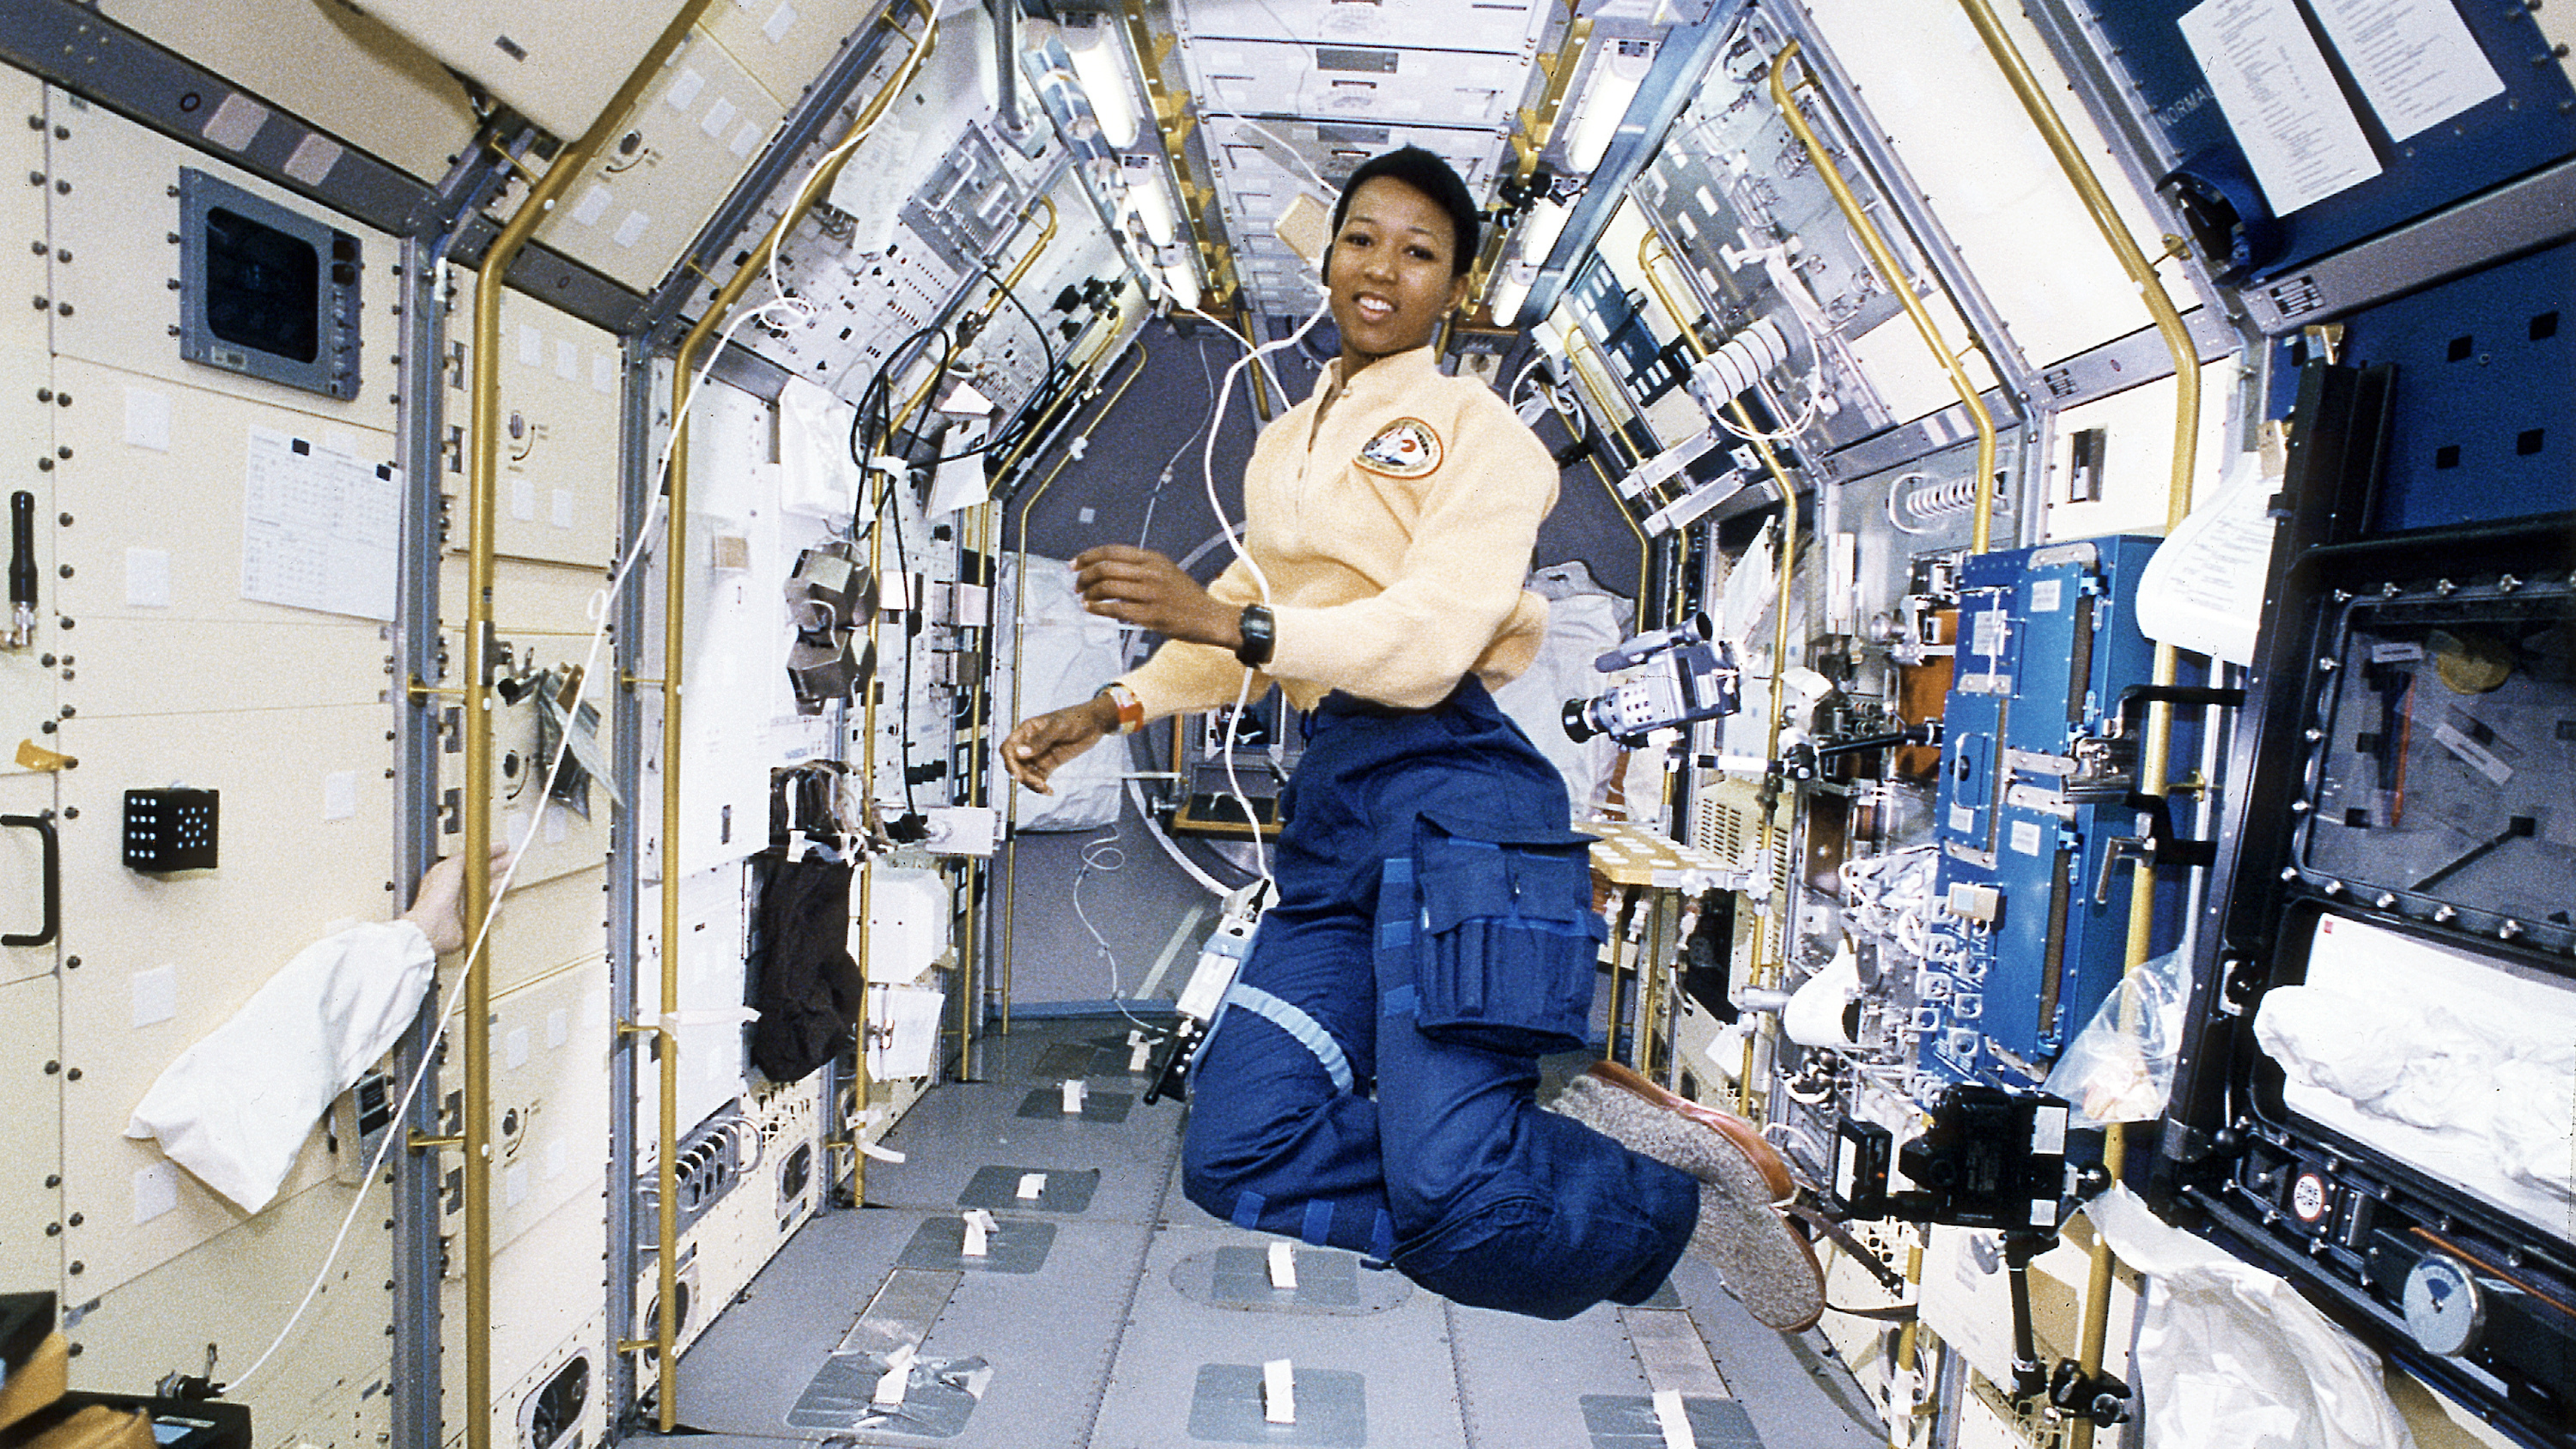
[2180, 0, 2383, 213]
[518, 324, 543, 368]
[763, 3, 798, 42]
[552, 488, 576, 530]
[1061, 1078, 1086, 1114]
[1016, 1171, 1046, 1200]
[572, 184, 614, 228]
[2309, 0, 2505, 141]
[2029, 578, 2063, 613]
[1268, 1240, 1298, 1289]
[133, 1163, 180, 1224]
[322, 769, 358, 821]
[1948, 804, 1976, 835]
[124, 386, 171, 451]
[665, 68, 706, 111]
[2370, 641, 2424, 663]
[131, 965, 177, 1028]
[700, 95, 739, 141]
[614, 211, 653, 249]
[125, 547, 171, 608]
[2010, 820, 2044, 857]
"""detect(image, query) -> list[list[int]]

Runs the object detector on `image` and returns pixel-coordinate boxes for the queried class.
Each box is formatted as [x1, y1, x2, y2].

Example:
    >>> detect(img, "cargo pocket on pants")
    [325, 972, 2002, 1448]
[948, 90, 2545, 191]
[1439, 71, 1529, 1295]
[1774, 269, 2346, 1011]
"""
[1403, 814, 1605, 1055]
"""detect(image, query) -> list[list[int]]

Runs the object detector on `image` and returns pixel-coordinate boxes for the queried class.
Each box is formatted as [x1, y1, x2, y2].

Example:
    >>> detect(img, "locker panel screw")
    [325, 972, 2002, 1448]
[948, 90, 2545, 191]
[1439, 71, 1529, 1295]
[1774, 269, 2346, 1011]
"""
[29, 296, 44, 310]
[56, 564, 69, 578]
[38, 721, 52, 733]
[64, 1067, 79, 1080]
[66, 1262, 81, 1275]
[44, 1174, 58, 1187]
[64, 956, 77, 969]
[53, 181, 66, 194]
[38, 655, 52, 667]
[60, 805, 74, 817]
[32, 388, 47, 401]
[53, 447, 67, 460]
[53, 303, 68, 316]
[58, 513, 70, 525]
[54, 250, 66, 263]
[42, 1061, 56, 1074]
[66, 1212, 80, 1226]
[53, 392, 66, 405]
[44, 1222, 58, 1234]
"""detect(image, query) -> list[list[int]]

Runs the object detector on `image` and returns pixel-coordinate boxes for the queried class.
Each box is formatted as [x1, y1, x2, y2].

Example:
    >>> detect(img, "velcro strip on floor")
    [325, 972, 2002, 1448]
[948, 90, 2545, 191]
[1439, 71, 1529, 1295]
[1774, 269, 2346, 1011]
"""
[1578, 1394, 1762, 1448]
[957, 1165, 1101, 1212]
[1013, 1087, 1136, 1122]
[897, 1215, 1058, 1274]
[1187, 1363, 1366, 1446]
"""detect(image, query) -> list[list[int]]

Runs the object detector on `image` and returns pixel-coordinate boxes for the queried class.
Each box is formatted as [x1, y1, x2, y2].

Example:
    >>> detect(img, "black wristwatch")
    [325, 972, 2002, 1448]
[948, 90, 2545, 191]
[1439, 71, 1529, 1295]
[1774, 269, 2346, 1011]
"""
[1234, 603, 1275, 668]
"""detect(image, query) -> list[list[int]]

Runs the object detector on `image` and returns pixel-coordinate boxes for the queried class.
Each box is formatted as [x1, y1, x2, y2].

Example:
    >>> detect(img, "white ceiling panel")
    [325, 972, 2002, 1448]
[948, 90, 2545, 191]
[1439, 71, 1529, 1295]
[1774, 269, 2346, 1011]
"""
[1179, 0, 1549, 56]
[1184, 39, 1524, 129]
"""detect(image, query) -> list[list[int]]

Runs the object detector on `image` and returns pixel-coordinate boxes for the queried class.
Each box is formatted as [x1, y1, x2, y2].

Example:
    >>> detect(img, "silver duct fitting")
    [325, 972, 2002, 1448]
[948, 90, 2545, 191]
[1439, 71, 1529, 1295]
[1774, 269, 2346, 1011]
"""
[1684, 317, 1791, 417]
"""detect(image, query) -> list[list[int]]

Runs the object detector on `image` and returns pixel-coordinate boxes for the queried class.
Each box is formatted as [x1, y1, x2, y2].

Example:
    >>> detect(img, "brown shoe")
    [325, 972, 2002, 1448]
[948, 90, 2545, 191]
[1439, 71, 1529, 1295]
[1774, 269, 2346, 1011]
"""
[1582, 1060, 1795, 1203]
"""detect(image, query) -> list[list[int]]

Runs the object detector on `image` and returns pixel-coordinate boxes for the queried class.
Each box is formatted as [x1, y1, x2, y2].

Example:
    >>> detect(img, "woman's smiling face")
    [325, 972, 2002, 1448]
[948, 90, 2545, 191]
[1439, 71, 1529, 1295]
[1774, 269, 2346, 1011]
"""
[1327, 174, 1471, 374]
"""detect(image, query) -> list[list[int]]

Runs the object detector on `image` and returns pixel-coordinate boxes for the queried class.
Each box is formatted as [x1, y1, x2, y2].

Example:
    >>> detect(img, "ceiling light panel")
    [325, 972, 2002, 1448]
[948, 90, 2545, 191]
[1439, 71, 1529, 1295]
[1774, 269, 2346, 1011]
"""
[1177, 0, 1550, 56]
[1182, 39, 1526, 129]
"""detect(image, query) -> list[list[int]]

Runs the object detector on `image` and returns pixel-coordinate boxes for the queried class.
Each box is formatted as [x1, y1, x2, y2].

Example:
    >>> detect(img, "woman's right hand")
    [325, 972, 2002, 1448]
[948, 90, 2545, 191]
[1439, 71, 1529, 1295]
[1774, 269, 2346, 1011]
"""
[1002, 693, 1120, 794]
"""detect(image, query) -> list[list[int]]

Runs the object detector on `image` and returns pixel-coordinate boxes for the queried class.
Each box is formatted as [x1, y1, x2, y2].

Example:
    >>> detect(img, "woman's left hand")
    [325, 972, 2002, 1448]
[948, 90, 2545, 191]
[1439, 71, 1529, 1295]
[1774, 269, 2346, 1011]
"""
[1073, 545, 1246, 651]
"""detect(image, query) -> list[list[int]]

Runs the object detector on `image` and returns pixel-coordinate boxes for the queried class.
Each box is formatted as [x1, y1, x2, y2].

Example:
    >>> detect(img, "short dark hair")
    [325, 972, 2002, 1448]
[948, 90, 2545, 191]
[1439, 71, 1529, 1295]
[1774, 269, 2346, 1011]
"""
[1332, 146, 1479, 275]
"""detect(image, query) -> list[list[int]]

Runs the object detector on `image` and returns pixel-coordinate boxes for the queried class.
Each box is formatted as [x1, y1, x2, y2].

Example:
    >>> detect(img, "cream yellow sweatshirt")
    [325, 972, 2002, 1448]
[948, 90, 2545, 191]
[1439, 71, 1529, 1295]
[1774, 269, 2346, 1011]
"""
[1119, 343, 1556, 718]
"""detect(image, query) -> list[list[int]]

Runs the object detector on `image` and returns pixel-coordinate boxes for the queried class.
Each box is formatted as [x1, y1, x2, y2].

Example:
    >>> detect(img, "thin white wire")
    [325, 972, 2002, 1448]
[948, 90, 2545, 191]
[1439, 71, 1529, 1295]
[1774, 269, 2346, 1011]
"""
[1069, 822, 1165, 1034]
[230, 292, 803, 1395]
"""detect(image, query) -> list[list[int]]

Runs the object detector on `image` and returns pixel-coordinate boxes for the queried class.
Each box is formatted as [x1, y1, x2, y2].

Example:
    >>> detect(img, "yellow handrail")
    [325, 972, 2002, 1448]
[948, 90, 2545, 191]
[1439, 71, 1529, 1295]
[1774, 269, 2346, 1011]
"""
[461, 7, 716, 1449]
[1769, 42, 2000, 553]
[1000, 341, 1152, 1017]
[1944, 9, 2204, 1440]
[653, 1, 932, 1428]
[1635, 234, 1803, 1104]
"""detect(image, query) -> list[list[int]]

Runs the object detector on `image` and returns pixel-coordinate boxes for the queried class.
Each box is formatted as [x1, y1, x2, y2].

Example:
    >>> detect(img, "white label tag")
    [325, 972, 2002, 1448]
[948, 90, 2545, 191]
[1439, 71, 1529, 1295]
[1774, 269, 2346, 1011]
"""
[1948, 804, 1976, 835]
[2029, 578, 2063, 613]
[1061, 1079, 1086, 1114]
[873, 1344, 914, 1406]
[1263, 1360, 1296, 1425]
[1972, 609, 2007, 658]
[2369, 641, 2423, 663]
[2432, 721, 2513, 785]
[961, 1209, 994, 1258]
[1652, 1389, 1695, 1449]
[2010, 820, 2043, 857]
[1128, 1031, 1153, 1073]
[1016, 1172, 1046, 1200]
[1268, 1240, 1298, 1290]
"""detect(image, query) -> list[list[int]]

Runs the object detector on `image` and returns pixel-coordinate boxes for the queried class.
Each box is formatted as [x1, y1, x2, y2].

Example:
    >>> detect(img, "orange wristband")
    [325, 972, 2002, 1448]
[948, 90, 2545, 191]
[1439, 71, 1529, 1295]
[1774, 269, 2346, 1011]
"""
[1102, 682, 1144, 735]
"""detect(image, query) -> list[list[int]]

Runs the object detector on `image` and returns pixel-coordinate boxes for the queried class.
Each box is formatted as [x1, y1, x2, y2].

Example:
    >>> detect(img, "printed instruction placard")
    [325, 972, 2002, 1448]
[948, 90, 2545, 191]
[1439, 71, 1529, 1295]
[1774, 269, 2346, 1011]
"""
[2180, 0, 2382, 213]
[240, 424, 400, 621]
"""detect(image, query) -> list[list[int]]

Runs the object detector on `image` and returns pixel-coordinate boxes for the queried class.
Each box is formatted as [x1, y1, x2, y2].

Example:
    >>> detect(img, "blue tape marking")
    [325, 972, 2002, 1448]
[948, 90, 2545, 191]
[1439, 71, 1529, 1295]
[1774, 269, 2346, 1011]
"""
[1301, 1199, 1335, 1248]
[1382, 983, 1419, 1019]
[1370, 1210, 1397, 1261]
[1231, 1189, 1268, 1232]
[1223, 985, 1355, 1095]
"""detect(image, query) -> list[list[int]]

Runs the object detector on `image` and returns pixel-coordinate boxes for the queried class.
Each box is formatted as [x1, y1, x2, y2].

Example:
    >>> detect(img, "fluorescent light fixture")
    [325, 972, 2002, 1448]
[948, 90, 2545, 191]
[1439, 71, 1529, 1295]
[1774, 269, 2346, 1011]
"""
[1566, 39, 1656, 174]
[1063, 17, 1140, 150]
[1518, 197, 1570, 270]
[1127, 170, 1176, 248]
[1487, 261, 1534, 329]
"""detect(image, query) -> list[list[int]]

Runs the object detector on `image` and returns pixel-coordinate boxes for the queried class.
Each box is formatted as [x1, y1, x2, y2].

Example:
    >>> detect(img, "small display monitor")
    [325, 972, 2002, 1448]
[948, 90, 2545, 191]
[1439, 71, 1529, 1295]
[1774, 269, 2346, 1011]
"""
[177, 168, 362, 400]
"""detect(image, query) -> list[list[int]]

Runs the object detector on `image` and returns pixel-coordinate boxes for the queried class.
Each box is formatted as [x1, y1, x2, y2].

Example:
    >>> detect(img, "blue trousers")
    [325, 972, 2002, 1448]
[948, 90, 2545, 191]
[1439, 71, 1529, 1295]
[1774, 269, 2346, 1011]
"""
[1181, 680, 1697, 1320]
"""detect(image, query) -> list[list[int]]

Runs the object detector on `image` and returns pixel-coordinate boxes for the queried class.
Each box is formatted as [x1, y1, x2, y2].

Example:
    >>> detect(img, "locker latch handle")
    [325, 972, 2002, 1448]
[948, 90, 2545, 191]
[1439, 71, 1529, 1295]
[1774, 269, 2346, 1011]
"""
[1, 812, 60, 947]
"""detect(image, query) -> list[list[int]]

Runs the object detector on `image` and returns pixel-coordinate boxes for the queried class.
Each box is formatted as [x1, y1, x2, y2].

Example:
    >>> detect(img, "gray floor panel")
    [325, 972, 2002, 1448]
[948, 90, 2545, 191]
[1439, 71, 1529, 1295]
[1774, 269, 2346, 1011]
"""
[670, 1018, 1878, 1449]
[1448, 1295, 1655, 1448]
[1088, 1218, 1468, 1449]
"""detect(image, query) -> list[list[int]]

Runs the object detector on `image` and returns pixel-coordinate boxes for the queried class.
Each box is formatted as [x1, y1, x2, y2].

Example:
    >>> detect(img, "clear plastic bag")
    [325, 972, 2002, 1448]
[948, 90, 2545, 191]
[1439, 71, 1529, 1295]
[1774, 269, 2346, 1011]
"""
[2043, 947, 2191, 1128]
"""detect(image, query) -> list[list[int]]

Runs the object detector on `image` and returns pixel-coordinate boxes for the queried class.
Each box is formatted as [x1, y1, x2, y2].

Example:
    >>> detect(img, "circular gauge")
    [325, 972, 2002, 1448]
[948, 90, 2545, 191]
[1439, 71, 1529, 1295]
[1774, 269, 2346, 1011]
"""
[2402, 1253, 2486, 1357]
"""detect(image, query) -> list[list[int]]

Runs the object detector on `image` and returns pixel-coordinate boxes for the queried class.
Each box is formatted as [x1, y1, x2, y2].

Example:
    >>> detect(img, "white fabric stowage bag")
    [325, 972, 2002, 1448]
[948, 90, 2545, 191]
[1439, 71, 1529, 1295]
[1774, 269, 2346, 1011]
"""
[127, 920, 437, 1214]
[2085, 1185, 2418, 1449]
